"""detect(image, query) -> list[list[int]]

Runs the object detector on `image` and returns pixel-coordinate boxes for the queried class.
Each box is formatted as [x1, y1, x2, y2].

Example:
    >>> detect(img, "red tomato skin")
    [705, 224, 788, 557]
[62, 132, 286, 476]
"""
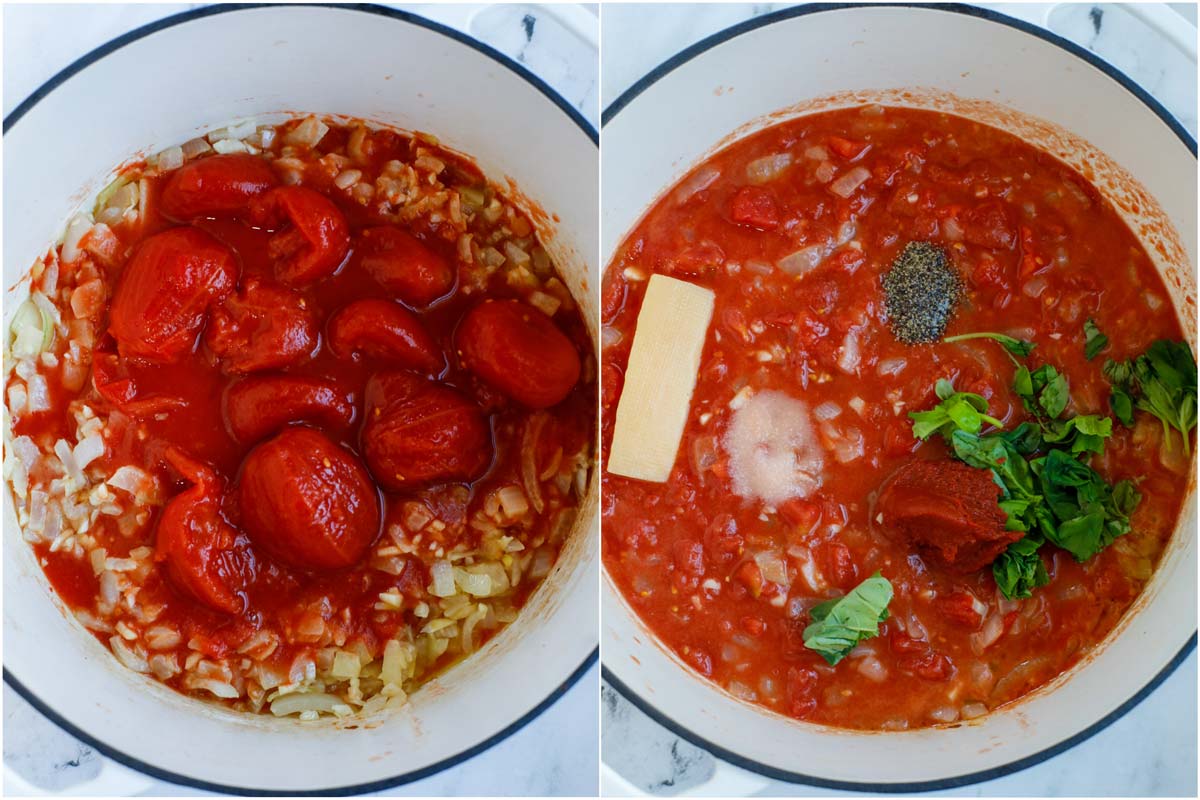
[224, 375, 355, 444]
[455, 300, 580, 409]
[204, 277, 318, 374]
[238, 428, 380, 571]
[159, 154, 279, 221]
[251, 186, 350, 287]
[730, 186, 780, 230]
[326, 299, 444, 374]
[154, 448, 249, 613]
[358, 227, 455, 307]
[361, 371, 492, 490]
[109, 227, 238, 363]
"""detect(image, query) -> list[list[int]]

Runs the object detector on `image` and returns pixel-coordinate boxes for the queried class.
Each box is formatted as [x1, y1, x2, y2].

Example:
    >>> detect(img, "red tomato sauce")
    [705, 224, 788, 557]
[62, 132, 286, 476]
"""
[9, 117, 594, 712]
[601, 106, 1189, 730]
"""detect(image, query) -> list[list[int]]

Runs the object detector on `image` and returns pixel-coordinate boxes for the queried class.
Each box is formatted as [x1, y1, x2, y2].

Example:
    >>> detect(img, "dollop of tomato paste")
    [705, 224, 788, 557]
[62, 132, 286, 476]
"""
[877, 459, 1020, 574]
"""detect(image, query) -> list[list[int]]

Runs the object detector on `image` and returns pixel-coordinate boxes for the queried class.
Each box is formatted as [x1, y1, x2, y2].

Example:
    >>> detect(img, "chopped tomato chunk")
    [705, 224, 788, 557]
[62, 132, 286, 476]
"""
[730, 186, 780, 230]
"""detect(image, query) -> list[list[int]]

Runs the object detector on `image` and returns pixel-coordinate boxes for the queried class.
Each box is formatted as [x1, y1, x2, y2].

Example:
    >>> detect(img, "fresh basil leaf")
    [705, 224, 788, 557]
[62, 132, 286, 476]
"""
[993, 537, 1049, 600]
[1104, 341, 1197, 451]
[1013, 365, 1033, 398]
[934, 377, 956, 401]
[1071, 415, 1113, 436]
[1083, 319, 1109, 360]
[1109, 385, 1136, 427]
[908, 385, 1000, 441]
[1037, 366, 1070, 419]
[1049, 509, 1106, 561]
[944, 331, 1037, 357]
[802, 573, 893, 666]
[997, 422, 1043, 455]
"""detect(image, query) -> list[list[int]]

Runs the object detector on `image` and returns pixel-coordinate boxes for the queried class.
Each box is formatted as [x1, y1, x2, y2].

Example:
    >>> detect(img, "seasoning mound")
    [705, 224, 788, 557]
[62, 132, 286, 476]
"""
[882, 242, 960, 344]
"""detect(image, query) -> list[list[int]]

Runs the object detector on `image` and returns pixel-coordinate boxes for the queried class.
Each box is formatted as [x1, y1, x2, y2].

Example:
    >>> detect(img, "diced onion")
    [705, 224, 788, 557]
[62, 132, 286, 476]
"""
[930, 705, 960, 723]
[380, 639, 408, 686]
[330, 650, 362, 680]
[856, 655, 888, 682]
[831, 427, 865, 463]
[429, 560, 456, 597]
[453, 568, 493, 597]
[181, 137, 212, 159]
[745, 153, 793, 184]
[944, 216, 964, 242]
[830, 166, 871, 198]
[689, 434, 719, 477]
[961, 702, 988, 720]
[284, 116, 329, 148]
[7, 383, 27, 415]
[270, 692, 341, 716]
[60, 214, 94, 264]
[1022, 275, 1048, 298]
[209, 120, 257, 142]
[73, 433, 106, 471]
[155, 146, 184, 171]
[495, 485, 530, 518]
[777, 245, 827, 276]
[813, 401, 842, 421]
[753, 550, 789, 585]
[10, 298, 51, 358]
[674, 166, 720, 204]
[26, 374, 50, 412]
[527, 290, 561, 317]
[815, 161, 836, 183]
[970, 612, 1006, 654]
[836, 221, 857, 245]
[503, 240, 531, 268]
[11, 436, 39, 470]
[521, 413, 546, 514]
[109, 637, 149, 673]
[877, 357, 907, 377]
[803, 145, 829, 161]
[212, 139, 250, 155]
[837, 329, 861, 374]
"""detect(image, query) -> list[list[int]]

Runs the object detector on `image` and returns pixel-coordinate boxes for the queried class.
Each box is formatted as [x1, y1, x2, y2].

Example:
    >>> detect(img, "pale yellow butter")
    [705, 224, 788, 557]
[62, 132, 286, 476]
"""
[606, 273, 715, 482]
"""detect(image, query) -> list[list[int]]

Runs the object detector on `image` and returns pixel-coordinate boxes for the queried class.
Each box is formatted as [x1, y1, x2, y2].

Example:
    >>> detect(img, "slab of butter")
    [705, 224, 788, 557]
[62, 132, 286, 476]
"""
[607, 273, 715, 482]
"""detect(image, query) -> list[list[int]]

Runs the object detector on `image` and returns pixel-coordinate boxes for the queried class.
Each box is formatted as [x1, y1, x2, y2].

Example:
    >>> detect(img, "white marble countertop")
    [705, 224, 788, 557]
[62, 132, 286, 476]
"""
[2, 3, 598, 797]
[600, 2, 1197, 797]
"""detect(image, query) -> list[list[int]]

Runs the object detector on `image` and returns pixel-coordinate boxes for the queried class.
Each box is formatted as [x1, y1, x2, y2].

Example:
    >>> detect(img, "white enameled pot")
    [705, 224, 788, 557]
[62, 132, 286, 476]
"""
[3, 5, 597, 794]
[601, 3, 1196, 791]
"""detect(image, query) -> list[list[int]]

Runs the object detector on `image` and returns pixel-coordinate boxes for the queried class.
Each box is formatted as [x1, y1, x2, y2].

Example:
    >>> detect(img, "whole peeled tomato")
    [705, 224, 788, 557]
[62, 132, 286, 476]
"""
[358, 226, 455, 307]
[205, 277, 318, 374]
[362, 371, 491, 491]
[327, 299, 444, 374]
[456, 299, 581, 408]
[155, 448, 251, 614]
[239, 428, 380, 571]
[224, 375, 355, 445]
[160, 153, 279, 221]
[109, 227, 238, 362]
[250, 186, 350, 287]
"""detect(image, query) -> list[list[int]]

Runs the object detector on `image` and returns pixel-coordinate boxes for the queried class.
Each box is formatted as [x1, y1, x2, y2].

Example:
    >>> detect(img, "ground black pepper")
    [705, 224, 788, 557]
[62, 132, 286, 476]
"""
[882, 242, 960, 344]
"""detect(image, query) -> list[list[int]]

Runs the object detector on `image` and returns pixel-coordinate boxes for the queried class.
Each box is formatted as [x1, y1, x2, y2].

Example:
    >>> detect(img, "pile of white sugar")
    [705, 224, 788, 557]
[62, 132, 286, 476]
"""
[723, 390, 824, 505]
